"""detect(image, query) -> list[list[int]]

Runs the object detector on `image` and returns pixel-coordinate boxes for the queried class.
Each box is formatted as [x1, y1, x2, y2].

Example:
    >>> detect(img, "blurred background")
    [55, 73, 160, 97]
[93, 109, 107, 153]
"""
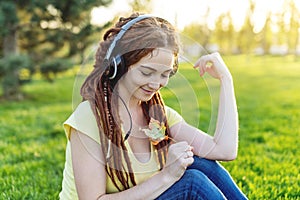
[0, 0, 299, 199]
[0, 0, 299, 99]
[0, 0, 300, 99]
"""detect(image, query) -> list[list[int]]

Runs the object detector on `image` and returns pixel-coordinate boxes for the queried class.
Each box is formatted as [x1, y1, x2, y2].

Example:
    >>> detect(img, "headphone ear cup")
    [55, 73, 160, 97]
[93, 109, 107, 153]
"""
[113, 54, 123, 68]
[107, 54, 123, 79]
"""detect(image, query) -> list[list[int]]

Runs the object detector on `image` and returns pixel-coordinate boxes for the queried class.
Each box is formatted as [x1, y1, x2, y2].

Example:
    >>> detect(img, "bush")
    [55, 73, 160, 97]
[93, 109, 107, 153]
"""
[0, 54, 33, 99]
[0, 54, 33, 76]
[40, 58, 72, 82]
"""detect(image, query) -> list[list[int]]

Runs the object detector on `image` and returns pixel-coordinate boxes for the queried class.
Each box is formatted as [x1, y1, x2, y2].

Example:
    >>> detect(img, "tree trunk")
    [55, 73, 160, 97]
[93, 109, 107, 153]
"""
[2, 26, 22, 100]
[3, 27, 18, 56]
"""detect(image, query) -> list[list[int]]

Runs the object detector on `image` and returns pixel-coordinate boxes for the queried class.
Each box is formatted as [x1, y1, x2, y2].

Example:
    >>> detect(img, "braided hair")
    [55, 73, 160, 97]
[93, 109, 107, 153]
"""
[80, 13, 180, 191]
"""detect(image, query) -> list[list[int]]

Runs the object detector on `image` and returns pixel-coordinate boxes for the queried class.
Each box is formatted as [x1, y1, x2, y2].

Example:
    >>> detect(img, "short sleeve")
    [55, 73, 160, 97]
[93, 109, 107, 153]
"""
[165, 105, 183, 127]
[63, 101, 100, 144]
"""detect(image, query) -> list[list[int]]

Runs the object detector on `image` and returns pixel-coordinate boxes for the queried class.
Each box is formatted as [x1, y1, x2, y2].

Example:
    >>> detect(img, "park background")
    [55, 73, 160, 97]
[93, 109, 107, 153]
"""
[0, 0, 299, 199]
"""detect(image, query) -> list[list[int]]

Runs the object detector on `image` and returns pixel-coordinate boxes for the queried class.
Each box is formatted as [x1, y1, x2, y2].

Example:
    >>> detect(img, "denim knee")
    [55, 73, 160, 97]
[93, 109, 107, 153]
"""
[188, 156, 248, 200]
[190, 156, 219, 170]
[189, 156, 228, 178]
[182, 169, 225, 200]
[155, 169, 226, 200]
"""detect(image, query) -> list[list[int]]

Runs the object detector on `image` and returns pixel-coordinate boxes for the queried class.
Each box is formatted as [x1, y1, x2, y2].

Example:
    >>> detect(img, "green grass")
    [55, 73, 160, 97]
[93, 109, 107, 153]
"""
[0, 78, 74, 199]
[0, 55, 299, 199]
[223, 55, 300, 199]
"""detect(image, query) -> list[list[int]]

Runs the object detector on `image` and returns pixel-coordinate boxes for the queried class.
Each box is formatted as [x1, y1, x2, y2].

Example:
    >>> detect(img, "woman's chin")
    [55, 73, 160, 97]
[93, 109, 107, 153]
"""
[138, 94, 155, 102]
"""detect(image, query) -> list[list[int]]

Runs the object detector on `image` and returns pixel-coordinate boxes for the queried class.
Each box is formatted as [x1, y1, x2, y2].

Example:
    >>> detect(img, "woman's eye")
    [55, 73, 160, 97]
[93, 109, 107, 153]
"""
[161, 73, 170, 78]
[141, 71, 152, 76]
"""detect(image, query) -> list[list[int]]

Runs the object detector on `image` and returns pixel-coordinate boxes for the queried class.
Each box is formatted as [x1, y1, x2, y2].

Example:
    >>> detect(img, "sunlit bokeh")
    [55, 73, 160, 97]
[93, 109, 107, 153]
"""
[91, 0, 300, 31]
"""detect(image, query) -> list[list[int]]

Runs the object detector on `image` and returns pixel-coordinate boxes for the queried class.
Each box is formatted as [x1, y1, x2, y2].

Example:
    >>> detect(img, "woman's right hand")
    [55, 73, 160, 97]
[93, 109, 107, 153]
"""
[161, 141, 194, 181]
[193, 52, 232, 80]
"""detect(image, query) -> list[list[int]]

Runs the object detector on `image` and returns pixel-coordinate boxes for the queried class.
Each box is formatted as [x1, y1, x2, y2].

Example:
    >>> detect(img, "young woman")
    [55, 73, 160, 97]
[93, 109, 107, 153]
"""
[59, 13, 248, 200]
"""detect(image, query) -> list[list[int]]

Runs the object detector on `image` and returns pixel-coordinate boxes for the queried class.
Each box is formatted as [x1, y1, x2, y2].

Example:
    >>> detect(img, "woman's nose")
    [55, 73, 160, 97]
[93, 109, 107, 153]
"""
[148, 82, 161, 90]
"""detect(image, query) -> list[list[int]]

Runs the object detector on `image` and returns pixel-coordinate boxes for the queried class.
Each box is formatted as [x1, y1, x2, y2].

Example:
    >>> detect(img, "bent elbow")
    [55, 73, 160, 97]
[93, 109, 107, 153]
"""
[223, 151, 237, 161]
[219, 147, 238, 161]
[202, 142, 239, 161]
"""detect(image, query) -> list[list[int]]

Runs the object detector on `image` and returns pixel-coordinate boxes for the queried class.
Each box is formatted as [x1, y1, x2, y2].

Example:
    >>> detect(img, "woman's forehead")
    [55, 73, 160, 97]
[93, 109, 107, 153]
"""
[138, 48, 174, 68]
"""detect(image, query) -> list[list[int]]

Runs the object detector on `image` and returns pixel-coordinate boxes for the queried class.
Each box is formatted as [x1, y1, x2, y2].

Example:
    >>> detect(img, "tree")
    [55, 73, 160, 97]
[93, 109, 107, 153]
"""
[129, 0, 153, 13]
[255, 12, 273, 55]
[182, 23, 211, 49]
[0, 54, 33, 99]
[181, 7, 211, 55]
[213, 12, 235, 54]
[0, 0, 112, 99]
[236, 0, 256, 54]
[285, 0, 300, 56]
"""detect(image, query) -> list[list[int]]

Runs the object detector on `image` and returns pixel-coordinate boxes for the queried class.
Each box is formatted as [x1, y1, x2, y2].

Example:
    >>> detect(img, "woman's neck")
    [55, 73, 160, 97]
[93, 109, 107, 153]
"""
[115, 88, 140, 126]
[116, 84, 141, 111]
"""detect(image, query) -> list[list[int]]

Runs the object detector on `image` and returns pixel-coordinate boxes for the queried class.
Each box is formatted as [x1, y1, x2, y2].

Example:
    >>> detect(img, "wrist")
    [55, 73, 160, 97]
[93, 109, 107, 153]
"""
[160, 168, 180, 184]
[220, 74, 233, 83]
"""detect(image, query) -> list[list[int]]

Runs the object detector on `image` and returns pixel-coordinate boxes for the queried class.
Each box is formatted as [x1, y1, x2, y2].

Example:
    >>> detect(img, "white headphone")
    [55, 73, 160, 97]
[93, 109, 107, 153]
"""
[104, 14, 154, 79]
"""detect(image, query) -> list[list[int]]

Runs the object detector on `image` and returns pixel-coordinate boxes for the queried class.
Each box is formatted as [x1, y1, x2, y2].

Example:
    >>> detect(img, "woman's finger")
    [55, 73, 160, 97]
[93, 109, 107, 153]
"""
[194, 54, 213, 76]
[185, 156, 194, 167]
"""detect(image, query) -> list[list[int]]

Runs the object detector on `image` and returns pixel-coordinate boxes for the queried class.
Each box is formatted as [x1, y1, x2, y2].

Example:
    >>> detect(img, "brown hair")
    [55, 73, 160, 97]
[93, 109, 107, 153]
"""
[80, 13, 180, 191]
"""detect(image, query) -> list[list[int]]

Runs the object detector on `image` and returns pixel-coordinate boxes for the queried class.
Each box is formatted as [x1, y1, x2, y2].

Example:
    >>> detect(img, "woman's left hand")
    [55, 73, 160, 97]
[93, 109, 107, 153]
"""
[193, 52, 232, 80]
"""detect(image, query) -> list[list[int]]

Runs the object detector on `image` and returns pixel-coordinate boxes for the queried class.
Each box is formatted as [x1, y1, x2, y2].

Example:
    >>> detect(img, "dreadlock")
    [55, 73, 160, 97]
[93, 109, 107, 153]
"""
[80, 12, 180, 191]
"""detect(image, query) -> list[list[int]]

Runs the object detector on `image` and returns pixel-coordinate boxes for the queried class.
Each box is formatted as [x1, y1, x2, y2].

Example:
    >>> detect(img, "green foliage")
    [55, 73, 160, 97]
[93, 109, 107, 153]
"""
[130, 0, 153, 13]
[40, 58, 72, 82]
[0, 54, 33, 99]
[0, 0, 112, 98]
[182, 0, 300, 55]
[0, 54, 32, 73]
[0, 55, 299, 199]
[15, 0, 112, 59]
[0, 1, 18, 36]
[182, 23, 211, 47]
[213, 12, 235, 54]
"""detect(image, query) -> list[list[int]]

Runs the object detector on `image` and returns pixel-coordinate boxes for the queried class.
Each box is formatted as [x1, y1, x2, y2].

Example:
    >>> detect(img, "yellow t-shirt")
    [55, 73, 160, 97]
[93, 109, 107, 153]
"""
[59, 101, 183, 200]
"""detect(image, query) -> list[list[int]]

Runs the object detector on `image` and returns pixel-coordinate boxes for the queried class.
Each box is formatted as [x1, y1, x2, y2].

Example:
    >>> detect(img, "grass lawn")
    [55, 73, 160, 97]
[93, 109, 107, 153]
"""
[0, 55, 299, 199]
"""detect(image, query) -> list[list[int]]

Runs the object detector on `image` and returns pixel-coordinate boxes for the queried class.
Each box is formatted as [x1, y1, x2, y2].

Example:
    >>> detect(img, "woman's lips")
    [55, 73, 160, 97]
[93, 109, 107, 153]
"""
[141, 88, 155, 95]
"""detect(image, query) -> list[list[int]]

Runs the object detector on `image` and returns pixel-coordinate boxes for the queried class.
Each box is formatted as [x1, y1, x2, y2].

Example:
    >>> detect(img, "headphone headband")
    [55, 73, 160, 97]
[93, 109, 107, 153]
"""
[104, 14, 154, 61]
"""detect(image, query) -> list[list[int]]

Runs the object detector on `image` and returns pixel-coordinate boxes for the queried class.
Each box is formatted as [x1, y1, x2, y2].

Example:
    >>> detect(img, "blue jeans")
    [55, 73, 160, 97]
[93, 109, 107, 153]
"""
[156, 156, 248, 200]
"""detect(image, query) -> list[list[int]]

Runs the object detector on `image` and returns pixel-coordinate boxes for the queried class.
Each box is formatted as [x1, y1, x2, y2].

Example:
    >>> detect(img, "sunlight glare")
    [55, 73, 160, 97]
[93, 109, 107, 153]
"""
[91, 0, 295, 31]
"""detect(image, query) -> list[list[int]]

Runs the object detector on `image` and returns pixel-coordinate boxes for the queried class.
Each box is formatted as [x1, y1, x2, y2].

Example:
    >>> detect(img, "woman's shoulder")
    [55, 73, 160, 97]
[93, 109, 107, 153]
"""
[68, 100, 95, 124]
[164, 105, 183, 127]
[74, 100, 93, 114]
[63, 100, 100, 143]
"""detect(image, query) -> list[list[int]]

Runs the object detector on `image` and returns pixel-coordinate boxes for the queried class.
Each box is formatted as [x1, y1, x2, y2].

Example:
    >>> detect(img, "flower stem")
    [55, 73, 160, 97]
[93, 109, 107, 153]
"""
[167, 136, 177, 143]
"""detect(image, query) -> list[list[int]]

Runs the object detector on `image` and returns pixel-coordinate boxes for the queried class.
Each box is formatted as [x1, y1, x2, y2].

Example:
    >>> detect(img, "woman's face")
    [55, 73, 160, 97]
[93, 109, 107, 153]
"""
[118, 48, 175, 103]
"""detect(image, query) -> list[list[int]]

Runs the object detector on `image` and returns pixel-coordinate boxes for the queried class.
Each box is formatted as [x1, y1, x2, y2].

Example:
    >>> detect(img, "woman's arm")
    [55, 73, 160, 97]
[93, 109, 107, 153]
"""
[170, 52, 238, 161]
[70, 129, 193, 200]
